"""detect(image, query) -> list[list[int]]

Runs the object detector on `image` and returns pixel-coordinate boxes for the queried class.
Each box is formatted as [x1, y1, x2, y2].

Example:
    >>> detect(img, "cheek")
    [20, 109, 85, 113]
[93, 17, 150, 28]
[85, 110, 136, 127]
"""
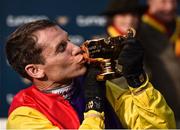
[44, 56, 69, 73]
[44, 54, 86, 80]
[66, 64, 87, 77]
[60, 57, 75, 71]
[114, 17, 124, 26]
[63, 58, 86, 73]
[44, 61, 69, 81]
[54, 54, 73, 67]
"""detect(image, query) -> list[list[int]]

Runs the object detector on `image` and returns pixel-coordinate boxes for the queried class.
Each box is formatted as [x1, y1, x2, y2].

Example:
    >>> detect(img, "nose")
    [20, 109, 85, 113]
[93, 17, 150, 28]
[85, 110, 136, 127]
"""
[70, 42, 82, 56]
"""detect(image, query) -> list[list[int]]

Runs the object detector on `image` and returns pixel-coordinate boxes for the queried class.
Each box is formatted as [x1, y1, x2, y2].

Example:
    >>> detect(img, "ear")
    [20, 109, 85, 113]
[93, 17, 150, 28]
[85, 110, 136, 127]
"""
[25, 64, 45, 79]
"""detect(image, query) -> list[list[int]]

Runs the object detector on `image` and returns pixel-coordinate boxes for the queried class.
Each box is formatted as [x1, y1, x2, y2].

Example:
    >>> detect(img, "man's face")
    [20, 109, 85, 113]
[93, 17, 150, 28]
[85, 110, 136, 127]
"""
[35, 26, 86, 84]
[113, 13, 139, 34]
[148, 0, 177, 22]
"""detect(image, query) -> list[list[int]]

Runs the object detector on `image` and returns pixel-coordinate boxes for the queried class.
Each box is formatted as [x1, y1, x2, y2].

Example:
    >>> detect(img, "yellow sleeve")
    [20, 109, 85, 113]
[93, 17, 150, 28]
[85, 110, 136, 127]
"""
[7, 106, 59, 130]
[7, 106, 105, 130]
[106, 76, 176, 129]
[79, 110, 105, 129]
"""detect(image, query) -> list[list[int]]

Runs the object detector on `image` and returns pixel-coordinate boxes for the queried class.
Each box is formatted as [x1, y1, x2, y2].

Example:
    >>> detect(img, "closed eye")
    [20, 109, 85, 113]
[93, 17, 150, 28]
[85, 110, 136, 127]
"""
[55, 41, 67, 53]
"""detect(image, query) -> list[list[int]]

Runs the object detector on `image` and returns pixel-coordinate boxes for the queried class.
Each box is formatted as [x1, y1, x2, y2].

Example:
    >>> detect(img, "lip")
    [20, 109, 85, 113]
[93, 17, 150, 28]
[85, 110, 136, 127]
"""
[76, 55, 86, 64]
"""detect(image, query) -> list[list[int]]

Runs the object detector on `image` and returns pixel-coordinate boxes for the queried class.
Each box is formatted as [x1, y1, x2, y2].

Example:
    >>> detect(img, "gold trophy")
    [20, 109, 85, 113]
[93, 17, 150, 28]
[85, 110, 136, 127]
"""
[81, 28, 136, 81]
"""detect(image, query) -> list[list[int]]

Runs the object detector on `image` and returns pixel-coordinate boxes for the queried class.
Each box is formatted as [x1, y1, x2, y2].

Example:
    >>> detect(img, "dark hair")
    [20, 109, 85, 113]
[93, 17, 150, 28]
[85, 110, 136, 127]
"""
[5, 19, 57, 79]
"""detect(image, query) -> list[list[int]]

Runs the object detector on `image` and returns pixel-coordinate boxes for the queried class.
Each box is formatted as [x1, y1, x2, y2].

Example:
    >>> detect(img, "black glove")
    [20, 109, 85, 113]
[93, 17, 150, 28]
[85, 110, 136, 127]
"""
[83, 64, 105, 112]
[118, 38, 146, 87]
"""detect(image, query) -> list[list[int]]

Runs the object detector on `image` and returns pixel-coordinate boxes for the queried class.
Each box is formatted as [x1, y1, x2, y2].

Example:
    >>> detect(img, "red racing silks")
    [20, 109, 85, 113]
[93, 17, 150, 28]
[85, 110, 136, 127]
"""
[8, 85, 80, 129]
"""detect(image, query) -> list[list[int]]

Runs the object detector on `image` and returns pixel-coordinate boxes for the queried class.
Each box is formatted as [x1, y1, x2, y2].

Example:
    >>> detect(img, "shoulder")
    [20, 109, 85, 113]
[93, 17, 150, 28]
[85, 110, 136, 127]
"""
[8, 85, 37, 115]
[7, 106, 59, 129]
[8, 106, 45, 118]
[13, 85, 34, 99]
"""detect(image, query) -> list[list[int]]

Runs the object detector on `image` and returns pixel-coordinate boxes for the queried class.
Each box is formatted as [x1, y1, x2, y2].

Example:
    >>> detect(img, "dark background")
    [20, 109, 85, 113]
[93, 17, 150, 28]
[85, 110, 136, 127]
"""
[0, 0, 180, 117]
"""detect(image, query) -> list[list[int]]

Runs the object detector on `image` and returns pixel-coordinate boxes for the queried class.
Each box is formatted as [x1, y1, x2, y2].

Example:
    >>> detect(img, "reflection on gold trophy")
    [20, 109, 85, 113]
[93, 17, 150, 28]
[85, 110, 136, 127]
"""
[81, 28, 136, 81]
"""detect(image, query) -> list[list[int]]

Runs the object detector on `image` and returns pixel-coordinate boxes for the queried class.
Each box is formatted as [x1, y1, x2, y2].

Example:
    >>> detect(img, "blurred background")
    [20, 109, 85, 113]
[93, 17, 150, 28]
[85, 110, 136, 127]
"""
[0, 0, 180, 129]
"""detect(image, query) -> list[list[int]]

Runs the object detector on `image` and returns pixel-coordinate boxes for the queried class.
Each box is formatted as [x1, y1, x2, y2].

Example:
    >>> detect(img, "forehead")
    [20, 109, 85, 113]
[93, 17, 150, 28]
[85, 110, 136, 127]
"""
[34, 26, 67, 47]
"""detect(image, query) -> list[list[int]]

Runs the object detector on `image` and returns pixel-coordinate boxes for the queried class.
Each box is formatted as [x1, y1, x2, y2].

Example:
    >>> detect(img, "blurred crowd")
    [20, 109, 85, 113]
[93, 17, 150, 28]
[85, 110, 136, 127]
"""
[102, 0, 180, 126]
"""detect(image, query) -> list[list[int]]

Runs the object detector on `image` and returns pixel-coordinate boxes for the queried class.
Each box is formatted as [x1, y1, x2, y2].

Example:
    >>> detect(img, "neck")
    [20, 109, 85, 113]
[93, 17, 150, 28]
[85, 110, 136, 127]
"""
[33, 78, 72, 91]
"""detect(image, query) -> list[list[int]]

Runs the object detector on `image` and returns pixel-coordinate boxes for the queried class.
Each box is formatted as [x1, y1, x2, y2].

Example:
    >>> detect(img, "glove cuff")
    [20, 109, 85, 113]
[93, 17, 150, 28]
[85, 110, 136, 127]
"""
[126, 71, 146, 87]
[85, 97, 103, 112]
